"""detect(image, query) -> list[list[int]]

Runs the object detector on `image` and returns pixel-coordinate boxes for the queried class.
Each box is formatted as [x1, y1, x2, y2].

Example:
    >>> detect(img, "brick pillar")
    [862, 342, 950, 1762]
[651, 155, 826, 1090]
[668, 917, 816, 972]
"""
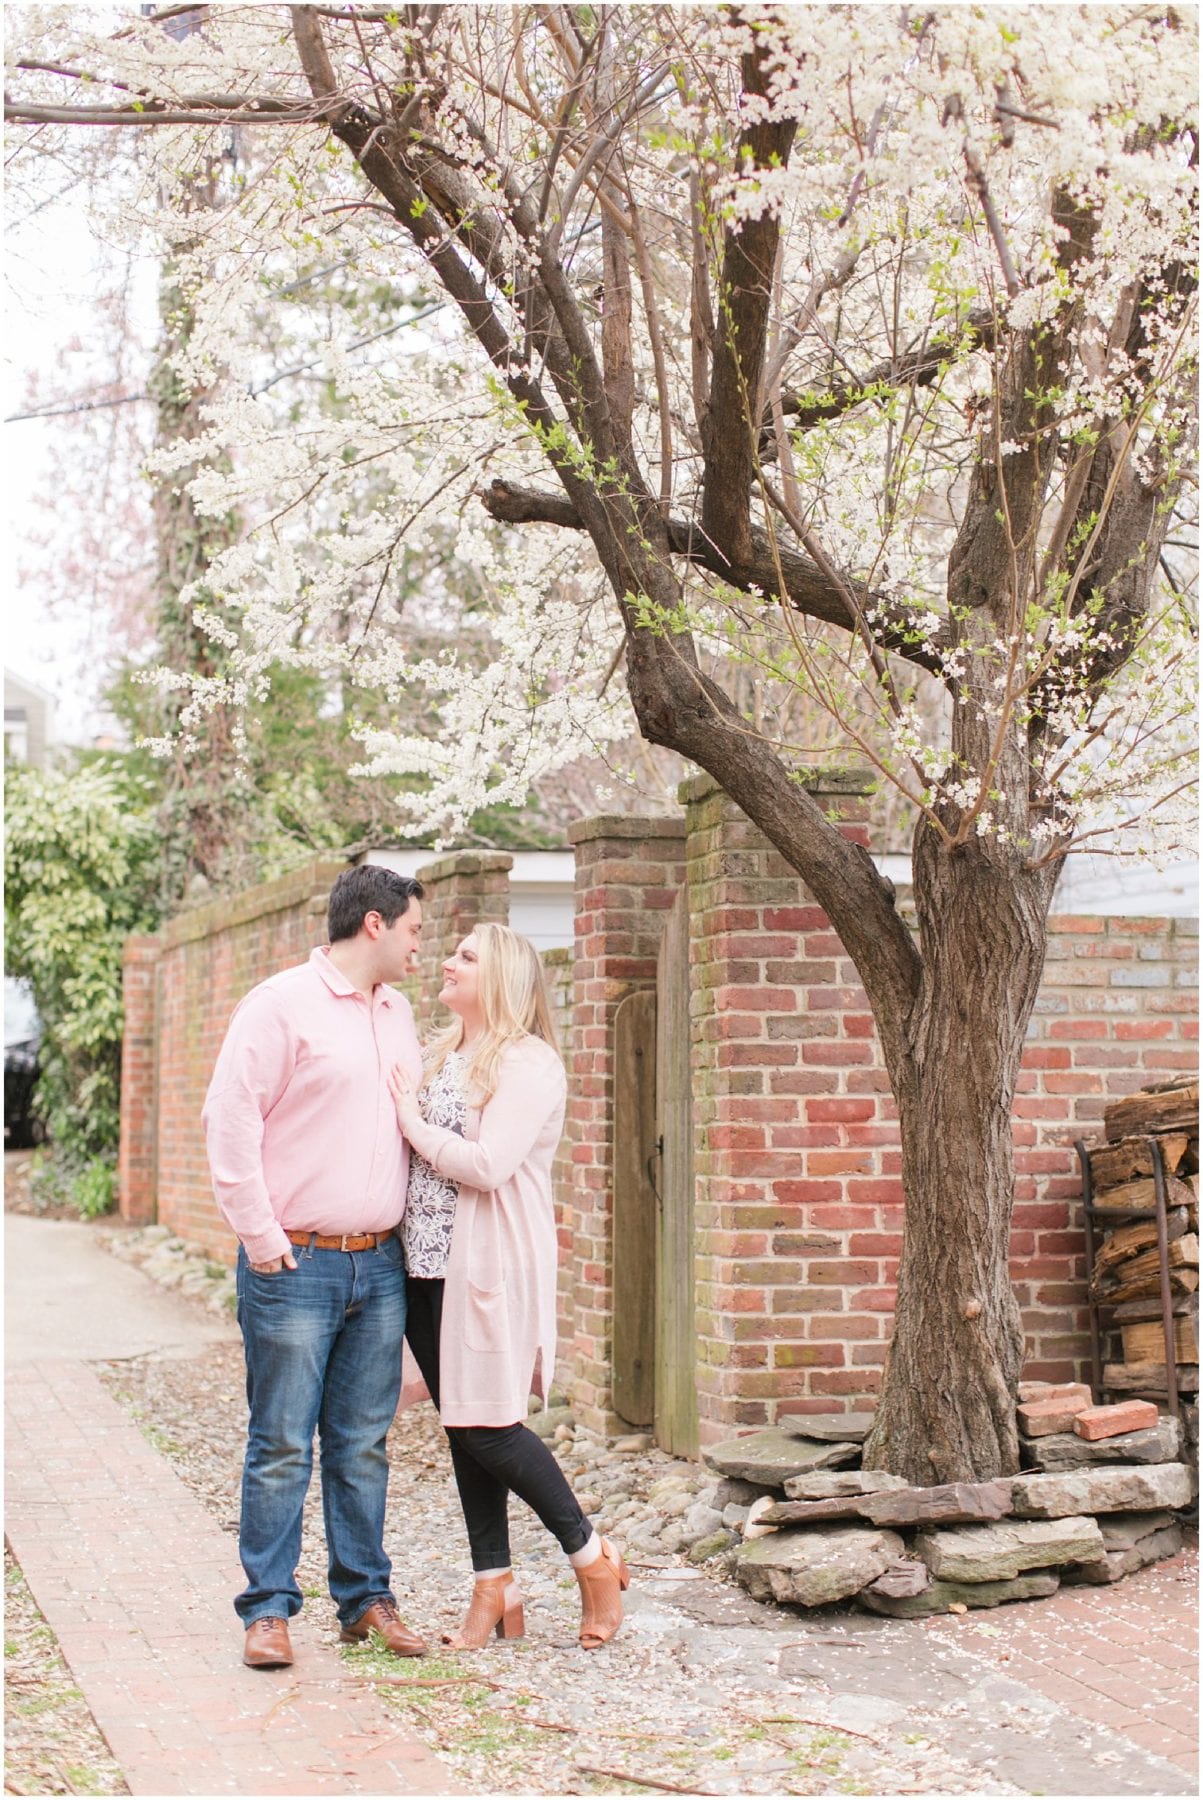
[118, 934, 163, 1225]
[682, 768, 887, 1444]
[563, 814, 686, 1431]
[412, 849, 512, 1032]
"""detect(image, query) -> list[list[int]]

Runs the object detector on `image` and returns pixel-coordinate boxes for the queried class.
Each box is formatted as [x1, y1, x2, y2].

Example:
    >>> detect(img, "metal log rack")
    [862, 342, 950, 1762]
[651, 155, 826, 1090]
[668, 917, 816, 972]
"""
[1075, 1132, 1181, 1421]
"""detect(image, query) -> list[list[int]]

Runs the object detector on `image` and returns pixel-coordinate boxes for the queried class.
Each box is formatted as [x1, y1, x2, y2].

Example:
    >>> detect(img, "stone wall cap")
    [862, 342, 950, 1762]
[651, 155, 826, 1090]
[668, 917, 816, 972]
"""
[416, 848, 514, 882]
[161, 854, 349, 948]
[123, 934, 164, 960]
[679, 765, 876, 807]
[568, 813, 685, 845]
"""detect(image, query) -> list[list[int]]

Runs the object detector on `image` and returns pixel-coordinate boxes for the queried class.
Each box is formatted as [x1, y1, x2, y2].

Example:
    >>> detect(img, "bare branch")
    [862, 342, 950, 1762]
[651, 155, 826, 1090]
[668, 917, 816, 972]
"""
[700, 26, 798, 565]
[962, 141, 1021, 299]
[778, 309, 996, 430]
[478, 478, 945, 671]
[6, 392, 146, 424]
[4, 97, 336, 127]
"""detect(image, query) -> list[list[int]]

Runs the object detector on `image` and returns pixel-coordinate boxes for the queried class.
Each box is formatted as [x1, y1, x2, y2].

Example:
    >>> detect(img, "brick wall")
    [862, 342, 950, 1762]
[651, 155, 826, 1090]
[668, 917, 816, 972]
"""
[681, 771, 885, 1442]
[669, 773, 1197, 1442]
[564, 816, 687, 1429]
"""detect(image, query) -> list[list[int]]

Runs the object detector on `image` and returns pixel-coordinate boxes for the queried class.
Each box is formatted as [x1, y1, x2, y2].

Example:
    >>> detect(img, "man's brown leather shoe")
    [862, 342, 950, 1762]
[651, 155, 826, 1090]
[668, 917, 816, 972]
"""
[339, 1598, 427, 1657]
[243, 1616, 293, 1668]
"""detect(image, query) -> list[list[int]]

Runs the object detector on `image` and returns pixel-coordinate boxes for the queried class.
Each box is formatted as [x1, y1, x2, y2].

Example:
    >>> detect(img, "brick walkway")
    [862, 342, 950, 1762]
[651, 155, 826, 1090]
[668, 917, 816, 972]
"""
[5, 1359, 457, 1798]
[926, 1537, 1199, 1780]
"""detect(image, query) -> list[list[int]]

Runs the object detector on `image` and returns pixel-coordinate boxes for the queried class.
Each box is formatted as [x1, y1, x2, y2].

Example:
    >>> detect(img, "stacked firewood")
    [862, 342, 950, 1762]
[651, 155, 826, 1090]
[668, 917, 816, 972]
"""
[1085, 1075, 1199, 1396]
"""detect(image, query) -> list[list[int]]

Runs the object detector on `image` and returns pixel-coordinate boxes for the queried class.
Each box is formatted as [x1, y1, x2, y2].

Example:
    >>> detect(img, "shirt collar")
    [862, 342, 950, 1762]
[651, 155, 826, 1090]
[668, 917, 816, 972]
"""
[309, 944, 399, 1007]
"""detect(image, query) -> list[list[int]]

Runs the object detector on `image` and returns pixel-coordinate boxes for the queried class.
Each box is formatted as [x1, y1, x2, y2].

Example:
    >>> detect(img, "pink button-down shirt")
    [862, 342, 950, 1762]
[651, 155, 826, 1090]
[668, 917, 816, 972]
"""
[202, 947, 422, 1263]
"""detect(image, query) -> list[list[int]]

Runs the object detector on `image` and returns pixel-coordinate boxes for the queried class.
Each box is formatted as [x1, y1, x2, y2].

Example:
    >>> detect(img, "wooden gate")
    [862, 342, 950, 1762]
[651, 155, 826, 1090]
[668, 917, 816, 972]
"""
[653, 886, 698, 1456]
[611, 989, 657, 1428]
[609, 887, 698, 1454]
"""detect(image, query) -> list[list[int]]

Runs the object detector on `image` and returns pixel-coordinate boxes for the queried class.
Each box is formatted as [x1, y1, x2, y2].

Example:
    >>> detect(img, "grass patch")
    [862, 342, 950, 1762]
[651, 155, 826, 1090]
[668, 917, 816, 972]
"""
[135, 1418, 184, 1457]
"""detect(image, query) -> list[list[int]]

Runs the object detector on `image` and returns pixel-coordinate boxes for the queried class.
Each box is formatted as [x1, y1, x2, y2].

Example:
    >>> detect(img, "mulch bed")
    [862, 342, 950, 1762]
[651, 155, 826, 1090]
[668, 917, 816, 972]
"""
[4, 1548, 128, 1798]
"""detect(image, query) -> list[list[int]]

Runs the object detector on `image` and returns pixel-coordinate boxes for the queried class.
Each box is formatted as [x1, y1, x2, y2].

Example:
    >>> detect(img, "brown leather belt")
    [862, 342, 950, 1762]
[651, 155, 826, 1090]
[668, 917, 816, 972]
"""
[285, 1227, 397, 1252]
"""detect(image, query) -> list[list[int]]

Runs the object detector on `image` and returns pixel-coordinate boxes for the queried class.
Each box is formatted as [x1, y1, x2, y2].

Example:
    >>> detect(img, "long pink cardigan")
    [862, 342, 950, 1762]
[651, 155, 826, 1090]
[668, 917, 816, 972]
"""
[399, 1035, 568, 1427]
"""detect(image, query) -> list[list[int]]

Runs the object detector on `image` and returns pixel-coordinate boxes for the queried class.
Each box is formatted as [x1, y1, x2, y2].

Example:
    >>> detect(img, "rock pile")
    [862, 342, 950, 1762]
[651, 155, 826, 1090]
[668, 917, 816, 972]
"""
[702, 1404, 1195, 1618]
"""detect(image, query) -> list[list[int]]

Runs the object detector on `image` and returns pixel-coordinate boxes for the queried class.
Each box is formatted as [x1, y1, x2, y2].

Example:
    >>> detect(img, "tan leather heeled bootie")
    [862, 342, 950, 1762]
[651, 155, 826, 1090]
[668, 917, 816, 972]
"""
[574, 1538, 630, 1650]
[443, 1574, 524, 1650]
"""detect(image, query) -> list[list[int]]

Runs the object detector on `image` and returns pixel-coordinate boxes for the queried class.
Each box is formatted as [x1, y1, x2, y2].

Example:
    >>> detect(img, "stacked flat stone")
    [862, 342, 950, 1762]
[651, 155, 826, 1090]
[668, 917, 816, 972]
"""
[703, 1407, 1194, 1619]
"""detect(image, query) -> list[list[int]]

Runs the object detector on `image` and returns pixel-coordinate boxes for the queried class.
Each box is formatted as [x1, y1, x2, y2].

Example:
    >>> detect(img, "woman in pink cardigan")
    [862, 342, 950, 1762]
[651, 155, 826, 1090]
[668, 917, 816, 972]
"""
[388, 922, 629, 1652]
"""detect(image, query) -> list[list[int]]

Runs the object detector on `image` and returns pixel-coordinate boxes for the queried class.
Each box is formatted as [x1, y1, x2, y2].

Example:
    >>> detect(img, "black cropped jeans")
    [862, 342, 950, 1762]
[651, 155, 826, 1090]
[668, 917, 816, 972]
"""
[404, 1276, 592, 1572]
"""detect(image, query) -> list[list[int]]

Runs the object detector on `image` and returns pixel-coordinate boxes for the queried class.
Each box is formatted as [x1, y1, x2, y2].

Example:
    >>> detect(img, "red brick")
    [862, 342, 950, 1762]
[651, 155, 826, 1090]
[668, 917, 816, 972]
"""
[808, 1150, 876, 1175]
[846, 1178, 904, 1204]
[807, 1260, 879, 1285]
[801, 1041, 874, 1066]
[1074, 1400, 1159, 1440]
[807, 1098, 877, 1123]
[1023, 1046, 1073, 1070]
[771, 1180, 844, 1204]
[715, 985, 798, 1011]
[765, 906, 828, 930]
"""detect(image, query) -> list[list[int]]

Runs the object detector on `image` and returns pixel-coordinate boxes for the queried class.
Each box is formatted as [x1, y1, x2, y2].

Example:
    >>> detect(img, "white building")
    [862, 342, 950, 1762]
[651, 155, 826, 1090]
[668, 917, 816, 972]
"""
[364, 847, 577, 950]
[3, 669, 56, 767]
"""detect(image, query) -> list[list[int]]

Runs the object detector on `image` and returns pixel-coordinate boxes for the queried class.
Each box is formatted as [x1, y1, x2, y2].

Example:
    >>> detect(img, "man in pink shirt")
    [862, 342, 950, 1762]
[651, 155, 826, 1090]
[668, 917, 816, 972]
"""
[203, 865, 426, 1669]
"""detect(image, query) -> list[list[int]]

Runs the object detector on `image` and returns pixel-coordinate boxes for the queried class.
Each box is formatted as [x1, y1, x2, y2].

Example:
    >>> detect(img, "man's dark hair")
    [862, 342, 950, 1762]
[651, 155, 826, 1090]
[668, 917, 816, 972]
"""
[327, 866, 425, 943]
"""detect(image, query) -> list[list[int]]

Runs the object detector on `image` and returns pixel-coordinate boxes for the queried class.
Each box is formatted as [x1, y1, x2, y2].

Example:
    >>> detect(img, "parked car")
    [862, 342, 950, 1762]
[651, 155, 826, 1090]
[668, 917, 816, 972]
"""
[5, 977, 43, 1149]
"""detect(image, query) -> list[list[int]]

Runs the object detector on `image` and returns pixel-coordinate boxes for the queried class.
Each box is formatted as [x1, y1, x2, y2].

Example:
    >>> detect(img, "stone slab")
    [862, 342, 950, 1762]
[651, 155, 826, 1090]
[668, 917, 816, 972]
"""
[1074, 1399, 1160, 1440]
[915, 1515, 1104, 1582]
[1065, 1519, 1185, 1585]
[713, 1476, 780, 1506]
[703, 1428, 859, 1486]
[859, 1570, 1061, 1618]
[1099, 1509, 1176, 1550]
[735, 1525, 905, 1607]
[782, 1469, 907, 1500]
[1010, 1462, 1193, 1519]
[861, 1558, 931, 1599]
[782, 1411, 875, 1443]
[761, 1495, 865, 1525]
[1020, 1416, 1181, 1471]
[859, 1479, 1013, 1529]
[763, 1478, 1012, 1530]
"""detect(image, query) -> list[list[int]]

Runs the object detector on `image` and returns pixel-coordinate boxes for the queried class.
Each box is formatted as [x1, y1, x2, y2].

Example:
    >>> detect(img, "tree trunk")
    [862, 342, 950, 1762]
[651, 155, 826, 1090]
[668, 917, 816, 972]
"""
[864, 824, 1060, 1483]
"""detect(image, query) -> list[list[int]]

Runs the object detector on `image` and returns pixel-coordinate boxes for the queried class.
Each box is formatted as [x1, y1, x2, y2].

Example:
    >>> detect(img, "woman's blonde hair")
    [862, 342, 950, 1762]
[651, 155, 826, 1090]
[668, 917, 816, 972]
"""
[423, 921, 561, 1103]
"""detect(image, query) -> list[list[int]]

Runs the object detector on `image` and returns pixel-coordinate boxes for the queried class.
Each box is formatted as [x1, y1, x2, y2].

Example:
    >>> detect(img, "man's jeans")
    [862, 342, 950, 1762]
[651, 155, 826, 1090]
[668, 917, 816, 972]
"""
[234, 1236, 405, 1628]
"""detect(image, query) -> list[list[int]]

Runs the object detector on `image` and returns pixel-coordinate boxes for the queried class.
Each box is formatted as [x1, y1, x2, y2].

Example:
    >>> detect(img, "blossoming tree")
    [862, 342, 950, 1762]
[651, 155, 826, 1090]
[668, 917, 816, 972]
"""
[7, 3, 1196, 1480]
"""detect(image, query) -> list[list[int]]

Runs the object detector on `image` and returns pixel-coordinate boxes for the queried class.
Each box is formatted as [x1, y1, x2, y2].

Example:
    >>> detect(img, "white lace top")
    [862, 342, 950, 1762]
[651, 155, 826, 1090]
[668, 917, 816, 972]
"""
[402, 1051, 467, 1278]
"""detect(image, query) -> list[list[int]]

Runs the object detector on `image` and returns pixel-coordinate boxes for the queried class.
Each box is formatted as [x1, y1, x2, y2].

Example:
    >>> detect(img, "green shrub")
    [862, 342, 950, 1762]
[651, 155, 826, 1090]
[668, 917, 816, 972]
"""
[70, 1156, 117, 1219]
[5, 759, 160, 1206]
